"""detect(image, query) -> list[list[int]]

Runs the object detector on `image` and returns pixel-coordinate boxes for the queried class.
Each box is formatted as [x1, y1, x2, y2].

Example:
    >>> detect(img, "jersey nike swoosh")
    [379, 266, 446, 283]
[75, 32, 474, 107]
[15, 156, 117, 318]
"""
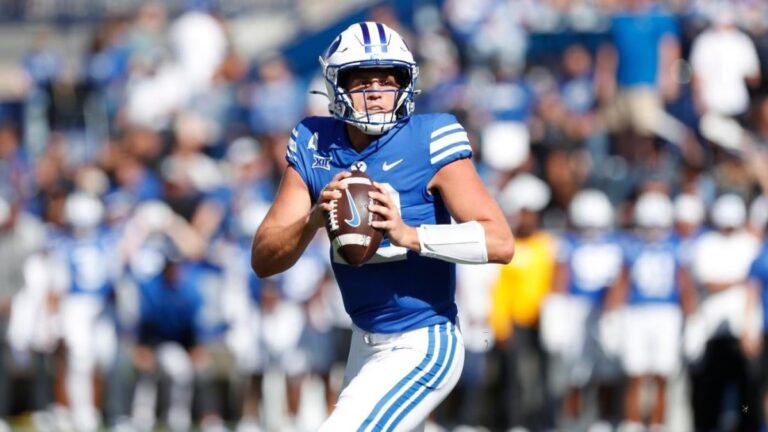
[382, 159, 404, 171]
[344, 188, 361, 227]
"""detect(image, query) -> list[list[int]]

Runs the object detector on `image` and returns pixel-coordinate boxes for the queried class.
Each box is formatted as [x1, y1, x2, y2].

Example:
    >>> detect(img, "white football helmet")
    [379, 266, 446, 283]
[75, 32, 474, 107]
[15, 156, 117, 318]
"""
[634, 191, 673, 229]
[711, 193, 746, 229]
[498, 173, 550, 215]
[319, 22, 419, 135]
[674, 193, 705, 226]
[569, 189, 614, 230]
[65, 191, 105, 230]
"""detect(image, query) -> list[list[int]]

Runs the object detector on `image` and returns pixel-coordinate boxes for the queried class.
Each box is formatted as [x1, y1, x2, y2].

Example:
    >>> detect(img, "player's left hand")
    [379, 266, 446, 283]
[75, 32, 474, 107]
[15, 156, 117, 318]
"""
[368, 182, 418, 249]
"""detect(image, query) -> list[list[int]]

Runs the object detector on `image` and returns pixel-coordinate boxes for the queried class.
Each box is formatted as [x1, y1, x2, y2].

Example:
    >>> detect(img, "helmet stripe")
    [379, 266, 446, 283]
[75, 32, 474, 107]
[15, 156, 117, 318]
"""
[376, 22, 388, 53]
[327, 35, 342, 57]
[359, 22, 372, 53]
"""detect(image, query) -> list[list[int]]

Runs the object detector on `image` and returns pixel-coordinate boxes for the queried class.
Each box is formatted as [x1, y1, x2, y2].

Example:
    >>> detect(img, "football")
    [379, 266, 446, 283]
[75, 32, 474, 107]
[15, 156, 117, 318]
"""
[325, 170, 383, 266]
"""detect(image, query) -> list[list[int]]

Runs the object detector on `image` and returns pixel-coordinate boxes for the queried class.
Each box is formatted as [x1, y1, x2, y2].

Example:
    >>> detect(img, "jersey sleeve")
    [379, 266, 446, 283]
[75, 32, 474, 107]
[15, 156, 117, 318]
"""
[748, 253, 765, 283]
[555, 234, 573, 263]
[285, 120, 314, 186]
[427, 113, 473, 175]
[740, 33, 760, 77]
[620, 235, 636, 266]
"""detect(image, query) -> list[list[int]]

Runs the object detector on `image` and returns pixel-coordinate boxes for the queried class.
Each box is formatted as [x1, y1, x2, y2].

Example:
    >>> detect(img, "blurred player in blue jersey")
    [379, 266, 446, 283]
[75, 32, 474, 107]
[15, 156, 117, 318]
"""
[251, 22, 514, 431]
[606, 191, 696, 432]
[551, 189, 623, 430]
[51, 192, 122, 432]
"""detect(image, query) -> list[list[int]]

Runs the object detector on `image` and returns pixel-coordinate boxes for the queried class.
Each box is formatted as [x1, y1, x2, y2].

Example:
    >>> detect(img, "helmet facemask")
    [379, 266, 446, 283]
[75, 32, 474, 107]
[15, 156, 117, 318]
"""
[332, 66, 415, 135]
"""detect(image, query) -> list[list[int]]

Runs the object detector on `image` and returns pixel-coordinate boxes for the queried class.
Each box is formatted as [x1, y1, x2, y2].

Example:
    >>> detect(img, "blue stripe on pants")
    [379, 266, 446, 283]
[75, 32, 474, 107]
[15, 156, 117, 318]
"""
[358, 325, 439, 431]
[388, 324, 458, 430]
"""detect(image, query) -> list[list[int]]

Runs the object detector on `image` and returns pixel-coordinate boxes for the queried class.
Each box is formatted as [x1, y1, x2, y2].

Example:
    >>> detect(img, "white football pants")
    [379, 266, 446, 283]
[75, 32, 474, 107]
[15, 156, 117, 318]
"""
[319, 320, 464, 432]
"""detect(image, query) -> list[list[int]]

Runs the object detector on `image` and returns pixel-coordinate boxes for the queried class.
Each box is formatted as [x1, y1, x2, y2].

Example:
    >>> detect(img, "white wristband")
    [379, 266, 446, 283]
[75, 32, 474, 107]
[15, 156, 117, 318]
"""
[416, 221, 488, 264]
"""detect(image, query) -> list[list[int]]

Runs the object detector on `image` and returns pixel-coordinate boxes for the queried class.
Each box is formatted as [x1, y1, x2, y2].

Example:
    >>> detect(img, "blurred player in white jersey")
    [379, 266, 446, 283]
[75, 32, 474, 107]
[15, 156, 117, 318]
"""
[689, 194, 761, 431]
[252, 22, 514, 431]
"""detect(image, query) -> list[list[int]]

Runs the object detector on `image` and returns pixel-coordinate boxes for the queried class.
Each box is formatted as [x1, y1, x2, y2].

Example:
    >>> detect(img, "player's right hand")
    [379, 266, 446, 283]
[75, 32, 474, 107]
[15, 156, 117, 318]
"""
[309, 171, 352, 230]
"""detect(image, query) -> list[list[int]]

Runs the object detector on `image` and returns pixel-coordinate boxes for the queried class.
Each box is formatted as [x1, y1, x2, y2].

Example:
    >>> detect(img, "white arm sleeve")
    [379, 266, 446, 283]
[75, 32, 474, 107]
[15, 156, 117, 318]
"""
[416, 221, 488, 264]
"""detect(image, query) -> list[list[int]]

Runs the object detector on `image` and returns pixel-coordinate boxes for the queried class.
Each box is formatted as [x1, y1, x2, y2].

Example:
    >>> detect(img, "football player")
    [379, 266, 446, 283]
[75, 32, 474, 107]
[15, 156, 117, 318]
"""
[50, 192, 122, 432]
[251, 22, 514, 431]
[689, 194, 761, 431]
[550, 189, 623, 430]
[606, 191, 696, 432]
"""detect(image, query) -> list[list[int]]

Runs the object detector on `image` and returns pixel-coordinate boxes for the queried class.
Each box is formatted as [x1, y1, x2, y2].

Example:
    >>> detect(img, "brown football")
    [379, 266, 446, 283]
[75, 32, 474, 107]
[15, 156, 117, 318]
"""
[324, 170, 383, 266]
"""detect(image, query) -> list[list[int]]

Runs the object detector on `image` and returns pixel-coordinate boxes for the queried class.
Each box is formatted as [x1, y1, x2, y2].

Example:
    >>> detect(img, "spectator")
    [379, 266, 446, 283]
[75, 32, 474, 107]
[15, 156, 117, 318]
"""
[249, 55, 305, 137]
[597, 0, 688, 151]
[690, 5, 761, 119]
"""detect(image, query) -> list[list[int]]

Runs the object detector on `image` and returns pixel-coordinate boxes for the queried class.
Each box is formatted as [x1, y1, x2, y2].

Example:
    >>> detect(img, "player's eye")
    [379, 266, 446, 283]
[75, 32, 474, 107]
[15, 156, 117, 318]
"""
[382, 79, 400, 89]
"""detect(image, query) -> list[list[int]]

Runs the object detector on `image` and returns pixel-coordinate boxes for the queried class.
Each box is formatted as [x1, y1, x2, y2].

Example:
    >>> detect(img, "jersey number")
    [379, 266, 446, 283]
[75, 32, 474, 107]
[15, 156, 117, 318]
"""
[631, 251, 676, 298]
[571, 244, 623, 292]
[72, 246, 109, 292]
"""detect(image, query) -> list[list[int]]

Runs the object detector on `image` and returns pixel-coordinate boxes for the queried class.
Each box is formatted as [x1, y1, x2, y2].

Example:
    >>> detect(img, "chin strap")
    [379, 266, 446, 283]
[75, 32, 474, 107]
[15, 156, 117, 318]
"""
[416, 221, 488, 264]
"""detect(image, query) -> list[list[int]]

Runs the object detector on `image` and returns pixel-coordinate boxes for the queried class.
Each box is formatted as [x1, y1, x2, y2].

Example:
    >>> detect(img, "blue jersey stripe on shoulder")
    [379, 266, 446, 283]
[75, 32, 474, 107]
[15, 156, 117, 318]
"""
[431, 144, 472, 165]
[430, 130, 469, 154]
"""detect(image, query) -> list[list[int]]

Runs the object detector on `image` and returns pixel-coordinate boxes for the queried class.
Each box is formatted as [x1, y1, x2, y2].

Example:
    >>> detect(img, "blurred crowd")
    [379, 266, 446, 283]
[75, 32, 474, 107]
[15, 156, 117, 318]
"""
[3, 0, 768, 431]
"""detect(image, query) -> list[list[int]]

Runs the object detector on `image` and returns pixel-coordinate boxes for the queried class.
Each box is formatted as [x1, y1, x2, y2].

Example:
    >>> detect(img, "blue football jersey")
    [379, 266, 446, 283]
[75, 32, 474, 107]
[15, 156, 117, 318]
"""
[623, 233, 681, 305]
[129, 252, 206, 345]
[52, 228, 120, 297]
[557, 231, 624, 303]
[285, 114, 473, 333]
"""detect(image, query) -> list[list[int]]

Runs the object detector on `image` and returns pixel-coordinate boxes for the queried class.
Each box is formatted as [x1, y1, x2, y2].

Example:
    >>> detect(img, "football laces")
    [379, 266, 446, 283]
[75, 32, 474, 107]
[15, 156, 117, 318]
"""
[327, 199, 339, 231]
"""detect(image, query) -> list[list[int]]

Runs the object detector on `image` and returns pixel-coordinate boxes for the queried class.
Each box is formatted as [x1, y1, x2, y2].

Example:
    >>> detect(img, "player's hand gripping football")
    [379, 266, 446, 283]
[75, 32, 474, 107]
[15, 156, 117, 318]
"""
[309, 171, 352, 230]
[368, 182, 418, 249]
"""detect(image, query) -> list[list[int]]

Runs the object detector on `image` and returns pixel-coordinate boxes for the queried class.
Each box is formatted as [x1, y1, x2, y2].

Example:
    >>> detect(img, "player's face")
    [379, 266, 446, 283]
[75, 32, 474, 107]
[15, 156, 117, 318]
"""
[344, 69, 400, 114]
